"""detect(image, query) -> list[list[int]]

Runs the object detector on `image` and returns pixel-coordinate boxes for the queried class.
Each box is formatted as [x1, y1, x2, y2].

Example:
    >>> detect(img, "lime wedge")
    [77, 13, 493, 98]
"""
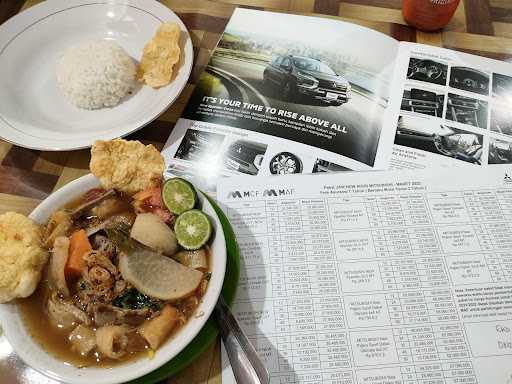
[174, 210, 212, 250]
[162, 178, 196, 214]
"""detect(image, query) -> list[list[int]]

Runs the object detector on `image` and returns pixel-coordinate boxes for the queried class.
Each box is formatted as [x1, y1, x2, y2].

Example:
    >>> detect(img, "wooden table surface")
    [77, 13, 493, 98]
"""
[0, 0, 511, 383]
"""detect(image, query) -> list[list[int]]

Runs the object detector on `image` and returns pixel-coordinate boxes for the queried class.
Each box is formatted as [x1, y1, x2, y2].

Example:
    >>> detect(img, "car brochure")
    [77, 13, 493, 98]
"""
[218, 163, 512, 384]
[162, 8, 512, 192]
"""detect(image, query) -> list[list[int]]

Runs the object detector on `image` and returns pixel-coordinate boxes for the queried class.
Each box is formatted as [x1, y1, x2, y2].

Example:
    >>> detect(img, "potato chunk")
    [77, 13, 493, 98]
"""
[130, 213, 177, 255]
[173, 249, 208, 272]
[118, 249, 203, 301]
[96, 325, 131, 359]
[69, 325, 96, 356]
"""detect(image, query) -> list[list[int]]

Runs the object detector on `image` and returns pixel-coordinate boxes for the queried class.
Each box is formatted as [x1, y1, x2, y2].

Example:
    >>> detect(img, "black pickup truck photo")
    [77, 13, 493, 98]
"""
[263, 55, 352, 106]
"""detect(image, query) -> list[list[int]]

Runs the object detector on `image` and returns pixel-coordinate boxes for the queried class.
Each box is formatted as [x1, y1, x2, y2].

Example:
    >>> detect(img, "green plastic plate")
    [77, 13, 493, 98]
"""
[129, 195, 240, 384]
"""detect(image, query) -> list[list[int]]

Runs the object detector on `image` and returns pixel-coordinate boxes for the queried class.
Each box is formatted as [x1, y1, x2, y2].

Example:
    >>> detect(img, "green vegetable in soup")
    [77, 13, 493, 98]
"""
[112, 288, 161, 311]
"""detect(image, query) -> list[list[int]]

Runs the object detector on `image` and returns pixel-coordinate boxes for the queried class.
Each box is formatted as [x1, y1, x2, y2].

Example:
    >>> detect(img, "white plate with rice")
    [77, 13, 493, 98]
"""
[0, 0, 193, 151]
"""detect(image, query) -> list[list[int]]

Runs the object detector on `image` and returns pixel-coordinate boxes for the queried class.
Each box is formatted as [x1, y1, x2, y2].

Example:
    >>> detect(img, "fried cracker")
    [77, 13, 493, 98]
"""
[138, 22, 181, 88]
[90, 139, 164, 194]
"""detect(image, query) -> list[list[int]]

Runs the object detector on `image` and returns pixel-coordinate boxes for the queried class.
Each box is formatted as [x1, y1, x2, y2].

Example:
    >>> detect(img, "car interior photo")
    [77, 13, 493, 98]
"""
[492, 73, 512, 98]
[491, 107, 512, 137]
[395, 115, 482, 164]
[489, 138, 512, 164]
[312, 159, 349, 173]
[175, 129, 225, 162]
[449, 67, 489, 95]
[407, 58, 448, 85]
[434, 131, 483, 164]
[401, 88, 444, 117]
[446, 93, 488, 128]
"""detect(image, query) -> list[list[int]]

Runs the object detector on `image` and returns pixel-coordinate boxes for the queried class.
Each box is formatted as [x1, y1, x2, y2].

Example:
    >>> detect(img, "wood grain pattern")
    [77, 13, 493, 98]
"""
[464, 0, 494, 35]
[1, 1, 512, 383]
[341, 0, 402, 8]
[494, 21, 512, 38]
[338, 3, 406, 24]
[314, 0, 340, 15]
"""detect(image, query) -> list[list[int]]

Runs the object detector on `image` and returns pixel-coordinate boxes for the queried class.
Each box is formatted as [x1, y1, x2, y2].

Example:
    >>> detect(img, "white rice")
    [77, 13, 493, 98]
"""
[56, 40, 136, 110]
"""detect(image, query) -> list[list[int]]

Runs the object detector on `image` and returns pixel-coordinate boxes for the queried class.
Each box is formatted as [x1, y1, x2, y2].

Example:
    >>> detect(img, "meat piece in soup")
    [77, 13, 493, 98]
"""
[19, 185, 210, 366]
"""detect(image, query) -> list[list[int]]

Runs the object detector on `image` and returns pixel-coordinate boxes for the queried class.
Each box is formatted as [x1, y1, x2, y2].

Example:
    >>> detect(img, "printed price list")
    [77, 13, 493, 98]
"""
[223, 184, 512, 384]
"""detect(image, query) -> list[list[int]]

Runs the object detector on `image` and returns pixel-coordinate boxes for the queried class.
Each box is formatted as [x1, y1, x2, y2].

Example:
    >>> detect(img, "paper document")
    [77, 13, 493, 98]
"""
[162, 9, 512, 194]
[218, 165, 512, 384]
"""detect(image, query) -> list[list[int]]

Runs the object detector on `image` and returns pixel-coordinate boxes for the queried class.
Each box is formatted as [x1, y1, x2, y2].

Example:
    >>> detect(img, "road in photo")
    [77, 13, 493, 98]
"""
[179, 8, 399, 168]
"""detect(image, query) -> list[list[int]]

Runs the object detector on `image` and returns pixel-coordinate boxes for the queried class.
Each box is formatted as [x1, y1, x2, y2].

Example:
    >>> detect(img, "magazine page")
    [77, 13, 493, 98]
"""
[218, 164, 512, 384]
[390, 42, 512, 170]
[162, 8, 399, 193]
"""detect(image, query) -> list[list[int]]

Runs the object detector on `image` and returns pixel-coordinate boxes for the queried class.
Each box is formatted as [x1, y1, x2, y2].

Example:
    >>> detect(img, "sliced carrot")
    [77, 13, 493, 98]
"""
[65, 229, 92, 280]
[133, 187, 160, 202]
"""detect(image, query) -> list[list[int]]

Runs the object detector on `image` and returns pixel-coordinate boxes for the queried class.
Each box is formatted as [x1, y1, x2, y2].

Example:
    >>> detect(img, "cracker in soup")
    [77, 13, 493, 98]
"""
[90, 139, 164, 194]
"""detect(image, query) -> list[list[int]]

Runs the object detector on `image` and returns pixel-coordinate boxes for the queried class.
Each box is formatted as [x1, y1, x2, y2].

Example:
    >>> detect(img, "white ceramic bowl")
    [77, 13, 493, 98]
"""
[0, 0, 193, 150]
[0, 174, 226, 384]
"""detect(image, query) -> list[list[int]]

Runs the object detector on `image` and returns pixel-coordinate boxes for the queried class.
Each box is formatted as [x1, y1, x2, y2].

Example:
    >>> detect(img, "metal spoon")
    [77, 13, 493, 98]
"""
[213, 296, 270, 384]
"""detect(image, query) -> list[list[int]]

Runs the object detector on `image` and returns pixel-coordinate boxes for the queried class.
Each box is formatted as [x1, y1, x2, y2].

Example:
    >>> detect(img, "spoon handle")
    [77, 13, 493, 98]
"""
[213, 296, 270, 384]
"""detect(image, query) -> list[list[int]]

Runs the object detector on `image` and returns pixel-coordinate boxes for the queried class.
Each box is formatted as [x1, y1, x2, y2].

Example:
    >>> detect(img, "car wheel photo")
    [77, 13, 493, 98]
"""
[269, 152, 303, 175]
[282, 81, 297, 101]
[262, 70, 269, 85]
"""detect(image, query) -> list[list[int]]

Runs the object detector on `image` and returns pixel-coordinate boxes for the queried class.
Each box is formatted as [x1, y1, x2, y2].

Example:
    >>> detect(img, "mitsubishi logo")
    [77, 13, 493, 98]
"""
[332, 82, 337, 88]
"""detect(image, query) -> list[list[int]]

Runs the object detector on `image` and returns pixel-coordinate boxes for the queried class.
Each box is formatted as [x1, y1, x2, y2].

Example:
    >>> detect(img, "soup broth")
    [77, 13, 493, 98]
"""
[19, 281, 146, 367]
[18, 186, 210, 366]
[18, 277, 204, 366]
